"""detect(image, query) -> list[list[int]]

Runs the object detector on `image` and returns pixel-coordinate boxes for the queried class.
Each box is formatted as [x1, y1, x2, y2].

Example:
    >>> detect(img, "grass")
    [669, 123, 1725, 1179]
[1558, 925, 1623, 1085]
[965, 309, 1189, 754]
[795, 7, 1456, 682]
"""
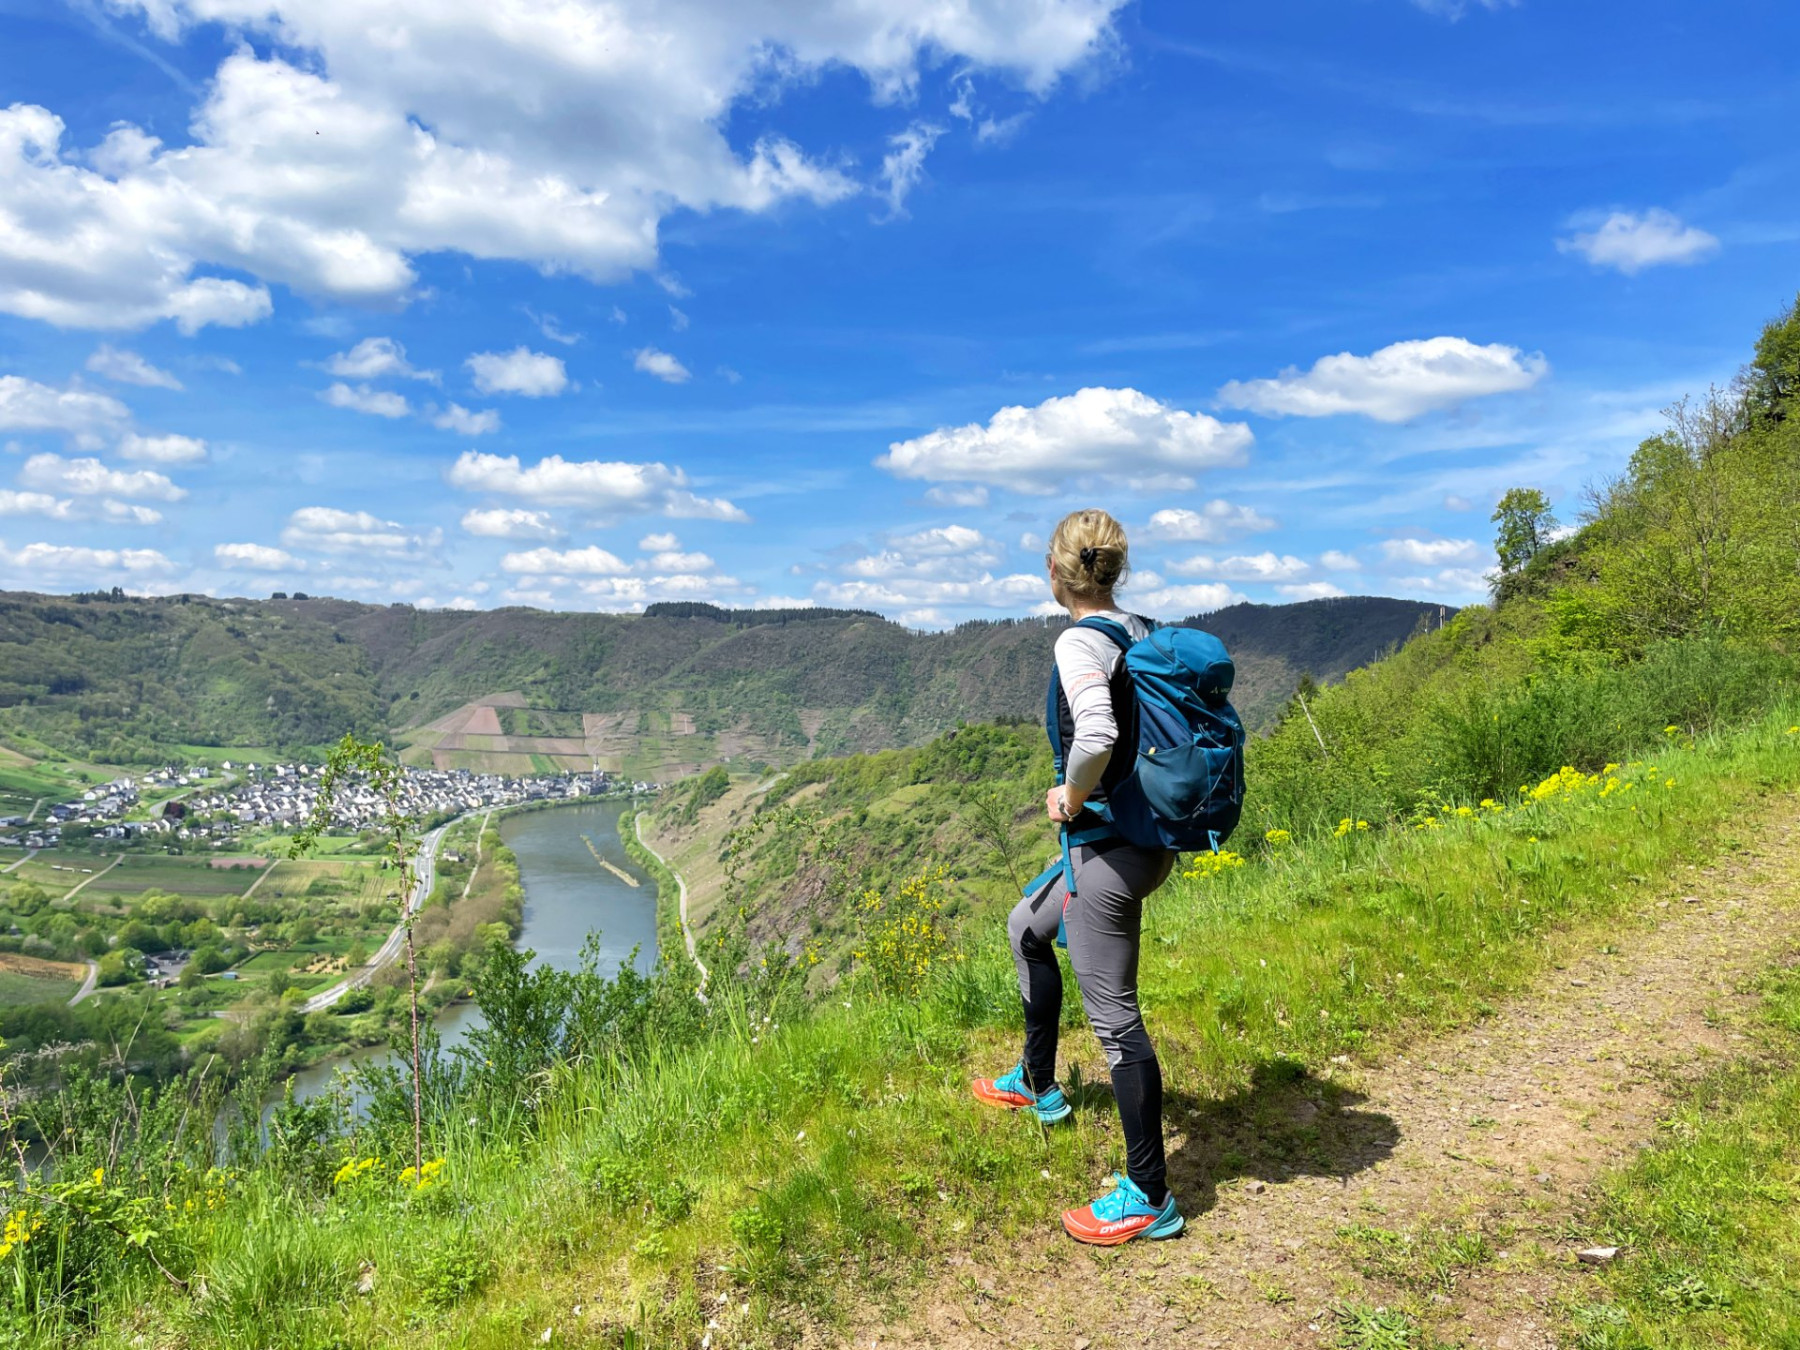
[0, 969, 79, 1006]
[36, 707, 1800, 1349]
[1560, 960, 1800, 1349]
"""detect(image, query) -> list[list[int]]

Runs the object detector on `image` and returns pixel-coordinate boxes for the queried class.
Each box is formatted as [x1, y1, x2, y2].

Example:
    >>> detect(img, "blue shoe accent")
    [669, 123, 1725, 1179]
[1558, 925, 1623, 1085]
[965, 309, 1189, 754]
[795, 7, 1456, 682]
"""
[1086, 1173, 1185, 1239]
[990, 1064, 1073, 1124]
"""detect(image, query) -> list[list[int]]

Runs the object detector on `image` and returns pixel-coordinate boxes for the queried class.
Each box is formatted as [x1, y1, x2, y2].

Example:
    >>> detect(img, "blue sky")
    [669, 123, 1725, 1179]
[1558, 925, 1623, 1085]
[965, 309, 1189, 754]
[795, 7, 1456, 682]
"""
[0, 0, 1795, 625]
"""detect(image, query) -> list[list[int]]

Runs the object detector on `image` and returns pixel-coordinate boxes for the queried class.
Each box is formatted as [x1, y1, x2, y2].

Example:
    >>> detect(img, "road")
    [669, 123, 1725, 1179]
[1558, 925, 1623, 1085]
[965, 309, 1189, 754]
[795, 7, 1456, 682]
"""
[1, 849, 35, 875]
[59, 854, 124, 903]
[299, 816, 466, 1014]
[634, 813, 708, 997]
[68, 959, 99, 1006]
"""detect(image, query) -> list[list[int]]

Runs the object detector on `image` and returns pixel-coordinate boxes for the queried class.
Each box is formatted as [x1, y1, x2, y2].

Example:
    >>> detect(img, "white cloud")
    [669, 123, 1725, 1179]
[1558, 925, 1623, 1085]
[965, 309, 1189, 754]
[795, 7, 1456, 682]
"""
[924, 485, 990, 508]
[0, 491, 161, 525]
[461, 508, 562, 541]
[1142, 500, 1276, 543]
[1410, 0, 1517, 16]
[0, 538, 174, 576]
[87, 344, 182, 390]
[322, 382, 412, 418]
[817, 523, 1039, 614]
[529, 310, 582, 345]
[1394, 566, 1492, 597]
[1217, 337, 1547, 423]
[324, 336, 437, 382]
[281, 506, 440, 557]
[1276, 581, 1346, 601]
[814, 573, 1044, 611]
[97, 500, 164, 525]
[1127, 579, 1247, 618]
[2, 0, 1125, 332]
[638, 532, 681, 552]
[118, 432, 207, 464]
[0, 375, 131, 437]
[840, 524, 1007, 580]
[19, 453, 185, 501]
[447, 450, 748, 520]
[644, 550, 715, 572]
[1558, 208, 1720, 275]
[750, 594, 816, 610]
[632, 348, 691, 384]
[1168, 551, 1310, 582]
[879, 387, 1253, 493]
[573, 572, 750, 611]
[1381, 537, 1482, 566]
[878, 121, 943, 219]
[1442, 494, 1473, 511]
[0, 490, 73, 520]
[668, 306, 689, 332]
[500, 545, 631, 576]
[467, 347, 569, 397]
[1319, 549, 1361, 572]
[431, 403, 502, 435]
[609, 306, 629, 325]
[215, 542, 304, 570]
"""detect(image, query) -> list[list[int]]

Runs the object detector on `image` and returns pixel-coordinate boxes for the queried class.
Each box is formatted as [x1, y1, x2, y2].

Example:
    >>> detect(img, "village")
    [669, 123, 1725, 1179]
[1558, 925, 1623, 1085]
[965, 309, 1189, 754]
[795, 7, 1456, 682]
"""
[0, 760, 662, 854]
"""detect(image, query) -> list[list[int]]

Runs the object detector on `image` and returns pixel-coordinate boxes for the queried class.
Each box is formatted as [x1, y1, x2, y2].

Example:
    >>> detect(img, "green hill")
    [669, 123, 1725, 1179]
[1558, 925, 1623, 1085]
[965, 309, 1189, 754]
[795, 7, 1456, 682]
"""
[3, 294, 1800, 1350]
[0, 592, 1442, 777]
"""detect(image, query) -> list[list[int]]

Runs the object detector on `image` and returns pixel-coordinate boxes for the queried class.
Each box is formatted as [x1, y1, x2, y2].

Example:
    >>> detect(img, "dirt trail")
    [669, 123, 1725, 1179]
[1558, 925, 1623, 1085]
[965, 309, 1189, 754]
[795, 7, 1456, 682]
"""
[861, 794, 1800, 1350]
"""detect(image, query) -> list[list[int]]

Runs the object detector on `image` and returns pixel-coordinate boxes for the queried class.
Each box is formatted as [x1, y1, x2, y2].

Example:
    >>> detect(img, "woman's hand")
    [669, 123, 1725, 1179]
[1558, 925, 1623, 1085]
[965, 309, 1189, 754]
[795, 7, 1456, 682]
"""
[1045, 786, 1085, 823]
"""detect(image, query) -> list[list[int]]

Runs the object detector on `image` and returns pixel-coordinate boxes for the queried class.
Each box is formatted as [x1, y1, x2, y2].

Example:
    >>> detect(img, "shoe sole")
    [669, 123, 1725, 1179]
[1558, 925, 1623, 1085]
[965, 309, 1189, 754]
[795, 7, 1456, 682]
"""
[972, 1083, 1072, 1125]
[1062, 1209, 1185, 1246]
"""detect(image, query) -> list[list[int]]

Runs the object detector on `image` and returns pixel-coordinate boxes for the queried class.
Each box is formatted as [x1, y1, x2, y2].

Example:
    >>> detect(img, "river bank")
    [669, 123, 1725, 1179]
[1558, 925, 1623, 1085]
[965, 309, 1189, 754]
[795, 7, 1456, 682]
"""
[285, 798, 658, 1100]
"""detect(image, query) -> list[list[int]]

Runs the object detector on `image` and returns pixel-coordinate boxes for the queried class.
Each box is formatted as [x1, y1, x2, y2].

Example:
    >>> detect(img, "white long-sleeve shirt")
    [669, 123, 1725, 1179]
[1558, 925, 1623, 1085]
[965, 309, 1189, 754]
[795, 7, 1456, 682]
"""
[1055, 609, 1152, 795]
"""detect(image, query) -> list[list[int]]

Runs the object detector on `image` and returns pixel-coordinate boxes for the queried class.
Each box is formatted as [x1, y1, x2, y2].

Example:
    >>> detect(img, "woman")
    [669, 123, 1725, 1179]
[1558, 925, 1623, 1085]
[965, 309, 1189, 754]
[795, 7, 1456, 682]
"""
[972, 507, 1182, 1245]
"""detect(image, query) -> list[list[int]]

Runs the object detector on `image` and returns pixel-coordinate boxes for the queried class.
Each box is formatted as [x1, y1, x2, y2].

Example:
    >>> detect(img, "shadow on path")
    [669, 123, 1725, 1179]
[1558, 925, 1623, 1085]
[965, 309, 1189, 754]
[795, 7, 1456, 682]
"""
[1069, 1056, 1398, 1217]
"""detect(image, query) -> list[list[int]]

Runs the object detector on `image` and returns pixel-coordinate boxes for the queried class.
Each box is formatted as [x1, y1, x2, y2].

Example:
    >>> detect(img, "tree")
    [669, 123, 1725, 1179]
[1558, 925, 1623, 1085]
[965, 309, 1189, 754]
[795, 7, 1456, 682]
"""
[96, 949, 140, 986]
[1491, 488, 1558, 575]
[1745, 291, 1800, 425]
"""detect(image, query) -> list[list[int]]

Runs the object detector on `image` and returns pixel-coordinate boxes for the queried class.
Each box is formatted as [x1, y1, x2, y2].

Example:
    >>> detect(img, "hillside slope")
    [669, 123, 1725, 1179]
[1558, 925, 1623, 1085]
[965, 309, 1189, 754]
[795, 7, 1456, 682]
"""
[0, 592, 1442, 776]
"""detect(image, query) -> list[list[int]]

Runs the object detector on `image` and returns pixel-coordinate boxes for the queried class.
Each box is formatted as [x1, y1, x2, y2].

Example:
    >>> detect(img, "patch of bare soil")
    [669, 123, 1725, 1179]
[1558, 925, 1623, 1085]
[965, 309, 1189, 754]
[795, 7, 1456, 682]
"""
[854, 797, 1800, 1350]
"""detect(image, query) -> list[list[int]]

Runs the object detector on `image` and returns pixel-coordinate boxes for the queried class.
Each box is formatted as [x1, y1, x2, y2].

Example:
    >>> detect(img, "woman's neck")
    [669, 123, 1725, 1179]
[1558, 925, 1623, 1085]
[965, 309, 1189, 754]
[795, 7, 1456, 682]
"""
[1065, 595, 1116, 621]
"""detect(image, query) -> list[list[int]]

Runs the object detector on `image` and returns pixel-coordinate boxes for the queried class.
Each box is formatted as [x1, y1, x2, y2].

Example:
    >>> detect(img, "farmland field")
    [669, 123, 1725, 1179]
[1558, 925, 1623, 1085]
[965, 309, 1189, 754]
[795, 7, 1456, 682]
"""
[80, 854, 265, 899]
[0, 952, 85, 1006]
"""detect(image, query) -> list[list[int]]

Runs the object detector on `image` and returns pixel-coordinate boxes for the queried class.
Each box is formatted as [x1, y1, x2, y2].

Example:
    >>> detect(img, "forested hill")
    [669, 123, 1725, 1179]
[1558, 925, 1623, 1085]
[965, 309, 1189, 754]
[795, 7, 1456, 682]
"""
[0, 590, 1442, 770]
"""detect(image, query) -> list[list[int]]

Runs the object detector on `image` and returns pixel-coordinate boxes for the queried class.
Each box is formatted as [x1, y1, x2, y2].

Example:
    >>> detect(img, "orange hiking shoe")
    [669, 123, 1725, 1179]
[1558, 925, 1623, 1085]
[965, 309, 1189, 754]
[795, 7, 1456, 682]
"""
[1061, 1173, 1184, 1246]
[971, 1063, 1072, 1124]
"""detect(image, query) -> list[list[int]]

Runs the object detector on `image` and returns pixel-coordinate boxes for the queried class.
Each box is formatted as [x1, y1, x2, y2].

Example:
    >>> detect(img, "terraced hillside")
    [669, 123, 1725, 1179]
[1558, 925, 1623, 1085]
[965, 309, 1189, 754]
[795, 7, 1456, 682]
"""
[0, 593, 1444, 777]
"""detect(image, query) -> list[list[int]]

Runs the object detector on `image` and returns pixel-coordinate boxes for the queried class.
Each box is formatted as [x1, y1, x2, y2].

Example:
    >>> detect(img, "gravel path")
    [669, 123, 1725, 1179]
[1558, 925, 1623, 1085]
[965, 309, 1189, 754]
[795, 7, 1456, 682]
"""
[856, 793, 1800, 1349]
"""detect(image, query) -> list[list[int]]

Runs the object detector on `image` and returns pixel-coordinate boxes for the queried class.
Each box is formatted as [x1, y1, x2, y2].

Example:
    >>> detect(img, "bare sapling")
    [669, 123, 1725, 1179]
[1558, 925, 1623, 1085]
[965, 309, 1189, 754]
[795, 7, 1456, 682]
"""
[291, 735, 426, 1179]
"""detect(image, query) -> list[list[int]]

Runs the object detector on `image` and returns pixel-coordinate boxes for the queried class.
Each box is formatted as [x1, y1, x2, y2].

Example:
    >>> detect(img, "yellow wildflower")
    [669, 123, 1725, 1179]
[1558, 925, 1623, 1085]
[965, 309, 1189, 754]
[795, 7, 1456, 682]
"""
[1264, 829, 1291, 846]
[1182, 850, 1245, 879]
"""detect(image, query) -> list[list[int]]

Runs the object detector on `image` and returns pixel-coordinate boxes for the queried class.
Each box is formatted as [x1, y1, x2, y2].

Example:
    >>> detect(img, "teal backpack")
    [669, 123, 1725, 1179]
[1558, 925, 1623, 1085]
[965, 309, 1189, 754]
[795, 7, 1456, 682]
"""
[1031, 616, 1245, 922]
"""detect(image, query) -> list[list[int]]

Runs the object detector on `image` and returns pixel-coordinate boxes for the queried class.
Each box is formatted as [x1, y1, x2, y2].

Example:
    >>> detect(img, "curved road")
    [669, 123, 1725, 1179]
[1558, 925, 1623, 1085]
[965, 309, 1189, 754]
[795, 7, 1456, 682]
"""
[68, 959, 99, 1006]
[300, 816, 467, 1014]
[634, 813, 709, 996]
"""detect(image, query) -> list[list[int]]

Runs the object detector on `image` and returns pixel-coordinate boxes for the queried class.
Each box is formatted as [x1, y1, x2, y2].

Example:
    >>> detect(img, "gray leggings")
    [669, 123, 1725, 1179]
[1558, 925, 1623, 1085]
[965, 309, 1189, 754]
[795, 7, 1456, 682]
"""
[1008, 841, 1174, 1070]
[1008, 840, 1175, 1199]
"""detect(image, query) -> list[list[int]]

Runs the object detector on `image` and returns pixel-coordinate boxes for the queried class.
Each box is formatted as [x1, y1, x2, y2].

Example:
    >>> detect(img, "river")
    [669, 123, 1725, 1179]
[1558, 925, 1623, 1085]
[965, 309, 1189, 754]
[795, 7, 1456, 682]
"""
[283, 800, 658, 1102]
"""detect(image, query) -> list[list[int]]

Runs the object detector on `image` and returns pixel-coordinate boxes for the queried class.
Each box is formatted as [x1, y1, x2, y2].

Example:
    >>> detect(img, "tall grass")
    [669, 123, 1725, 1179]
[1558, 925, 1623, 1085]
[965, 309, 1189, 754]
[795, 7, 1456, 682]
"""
[20, 705, 1797, 1348]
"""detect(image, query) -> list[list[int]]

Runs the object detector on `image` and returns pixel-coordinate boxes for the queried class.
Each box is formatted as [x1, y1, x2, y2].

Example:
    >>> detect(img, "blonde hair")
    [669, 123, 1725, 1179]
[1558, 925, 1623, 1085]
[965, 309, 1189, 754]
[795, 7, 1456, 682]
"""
[1047, 508, 1129, 600]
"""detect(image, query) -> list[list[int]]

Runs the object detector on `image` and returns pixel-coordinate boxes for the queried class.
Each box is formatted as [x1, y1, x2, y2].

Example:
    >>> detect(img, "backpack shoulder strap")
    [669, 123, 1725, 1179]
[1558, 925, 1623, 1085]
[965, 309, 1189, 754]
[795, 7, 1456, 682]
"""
[1072, 615, 1134, 652]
